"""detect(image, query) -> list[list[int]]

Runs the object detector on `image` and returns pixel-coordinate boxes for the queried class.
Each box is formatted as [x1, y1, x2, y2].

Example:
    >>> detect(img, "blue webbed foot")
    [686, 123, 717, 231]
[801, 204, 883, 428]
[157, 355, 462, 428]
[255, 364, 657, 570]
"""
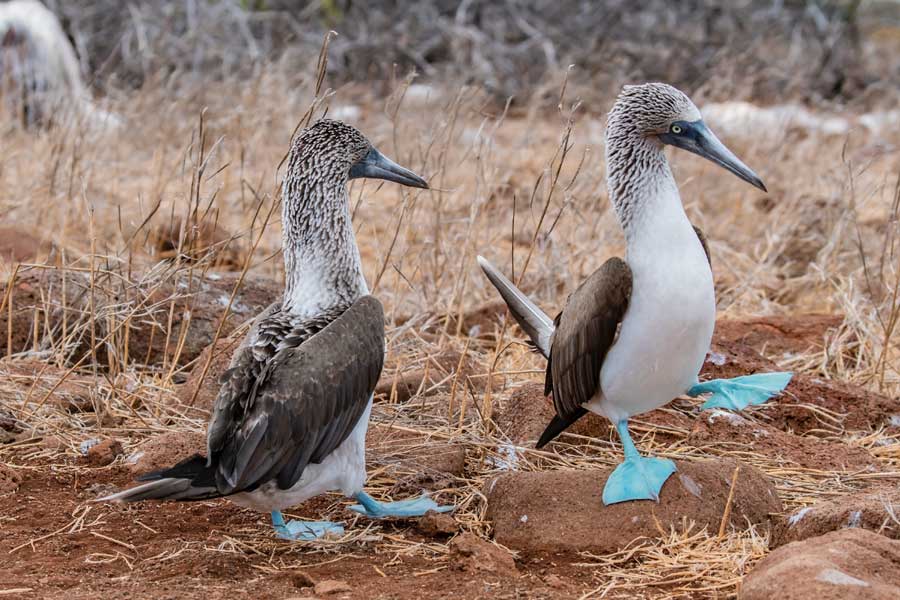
[602, 420, 676, 505]
[688, 372, 793, 411]
[602, 455, 677, 505]
[349, 492, 455, 518]
[271, 511, 344, 541]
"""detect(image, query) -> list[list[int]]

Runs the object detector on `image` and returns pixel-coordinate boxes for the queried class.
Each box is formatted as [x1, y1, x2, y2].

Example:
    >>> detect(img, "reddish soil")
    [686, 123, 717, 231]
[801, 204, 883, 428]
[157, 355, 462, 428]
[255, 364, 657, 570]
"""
[0, 449, 593, 599]
[687, 410, 880, 472]
[0, 226, 56, 265]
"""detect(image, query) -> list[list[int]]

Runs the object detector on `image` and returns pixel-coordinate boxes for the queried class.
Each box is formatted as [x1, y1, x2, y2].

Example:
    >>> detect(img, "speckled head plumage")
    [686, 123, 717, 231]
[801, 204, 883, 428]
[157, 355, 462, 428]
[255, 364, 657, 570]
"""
[286, 119, 372, 186]
[607, 83, 701, 138]
[285, 119, 428, 201]
[605, 83, 766, 234]
[280, 119, 427, 315]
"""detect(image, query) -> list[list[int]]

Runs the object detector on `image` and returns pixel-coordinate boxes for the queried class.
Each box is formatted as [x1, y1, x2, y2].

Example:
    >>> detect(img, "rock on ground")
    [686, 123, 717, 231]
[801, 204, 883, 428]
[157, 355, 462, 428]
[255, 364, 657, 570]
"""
[448, 532, 518, 577]
[740, 528, 900, 600]
[150, 217, 244, 271]
[0, 268, 278, 366]
[366, 424, 467, 490]
[688, 409, 879, 472]
[375, 348, 476, 403]
[774, 488, 900, 548]
[0, 226, 56, 265]
[126, 431, 208, 477]
[493, 382, 610, 444]
[714, 314, 843, 360]
[0, 463, 22, 494]
[416, 511, 458, 536]
[83, 439, 123, 466]
[487, 458, 781, 555]
[700, 337, 899, 435]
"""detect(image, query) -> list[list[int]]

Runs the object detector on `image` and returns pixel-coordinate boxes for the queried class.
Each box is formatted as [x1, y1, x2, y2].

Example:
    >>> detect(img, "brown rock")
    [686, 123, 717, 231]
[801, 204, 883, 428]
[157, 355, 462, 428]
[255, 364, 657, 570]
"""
[0, 463, 22, 494]
[699, 339, 899, 435]
[763, 375, 900, 435]
[150, 217, 244, 271]
[774, 488, 900, 548]
[740, 529, 900, 600]
[416, 511, 458, 536]
[715, 314, 843, 360]
[1, 360, 99, 413]
[494, 382, 691, 446]
[376, 349, 476, 403]
[313, 580, 352, 595]
[175, 337, 241, 413]
[0, 268, 278, 366]
[367, 424, 467, 488]
[0, 226, 55, 264]
[281, 570, 315, 589]
[83, 439, 123, 466]
[688, 409, 879, 472]
[127, 431, 207, 476]
[487, 459, 781, 555]
[401, 299, 508, 339]
[494, 382, 609, 444]
[449, 532, 518, 577]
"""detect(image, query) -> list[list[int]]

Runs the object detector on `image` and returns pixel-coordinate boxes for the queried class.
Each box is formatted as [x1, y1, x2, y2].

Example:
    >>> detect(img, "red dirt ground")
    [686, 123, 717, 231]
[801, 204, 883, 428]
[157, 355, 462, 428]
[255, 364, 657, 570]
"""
[0, 449, 595, 599]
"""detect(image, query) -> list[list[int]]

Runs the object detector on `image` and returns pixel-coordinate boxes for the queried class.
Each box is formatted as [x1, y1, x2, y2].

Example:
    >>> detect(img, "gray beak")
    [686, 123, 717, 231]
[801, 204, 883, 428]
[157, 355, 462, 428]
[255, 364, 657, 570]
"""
[349, 148, 428, 189]
[659, 120, 767, 192]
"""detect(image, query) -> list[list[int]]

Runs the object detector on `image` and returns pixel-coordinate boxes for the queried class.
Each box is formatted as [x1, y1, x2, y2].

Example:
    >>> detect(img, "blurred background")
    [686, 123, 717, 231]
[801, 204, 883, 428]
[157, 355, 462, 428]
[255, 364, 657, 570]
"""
[37, 0, 900, 109]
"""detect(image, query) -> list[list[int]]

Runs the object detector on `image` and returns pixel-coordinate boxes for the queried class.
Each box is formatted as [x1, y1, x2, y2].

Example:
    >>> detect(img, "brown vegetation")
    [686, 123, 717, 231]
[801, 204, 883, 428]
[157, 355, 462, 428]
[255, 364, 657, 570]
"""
[0, 1, 899, 598]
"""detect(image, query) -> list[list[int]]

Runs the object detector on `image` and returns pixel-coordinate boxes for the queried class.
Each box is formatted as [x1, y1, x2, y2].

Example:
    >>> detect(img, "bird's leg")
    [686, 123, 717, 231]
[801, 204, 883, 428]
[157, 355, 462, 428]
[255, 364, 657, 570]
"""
[602, 420, 677, 505]
[348, 491, 454, 519]
[687, 372, 793, 411]
[270, 510, 345, 541]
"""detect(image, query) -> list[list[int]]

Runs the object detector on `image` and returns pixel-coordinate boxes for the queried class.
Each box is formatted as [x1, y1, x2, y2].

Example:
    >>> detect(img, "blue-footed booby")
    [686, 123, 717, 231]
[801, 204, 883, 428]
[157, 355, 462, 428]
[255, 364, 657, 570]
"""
[100, 119, 452, 539]
[478, 83, 792, 505]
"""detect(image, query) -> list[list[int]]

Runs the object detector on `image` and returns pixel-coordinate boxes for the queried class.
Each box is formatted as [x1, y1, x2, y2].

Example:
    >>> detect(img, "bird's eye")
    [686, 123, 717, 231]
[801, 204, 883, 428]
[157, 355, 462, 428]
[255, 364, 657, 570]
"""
[671, 124, 683, 134]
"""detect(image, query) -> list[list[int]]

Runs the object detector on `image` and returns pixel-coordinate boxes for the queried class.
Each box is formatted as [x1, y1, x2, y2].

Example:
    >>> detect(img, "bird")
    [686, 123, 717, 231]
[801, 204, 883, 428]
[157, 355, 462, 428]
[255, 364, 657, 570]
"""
[100, 119, 452, 540]
[477, 83, 792, 505]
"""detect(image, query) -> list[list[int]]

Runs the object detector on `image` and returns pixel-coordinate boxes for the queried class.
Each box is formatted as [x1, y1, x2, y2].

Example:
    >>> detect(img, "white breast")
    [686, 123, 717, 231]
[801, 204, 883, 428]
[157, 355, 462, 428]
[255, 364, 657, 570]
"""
[590, 190, 716, 423]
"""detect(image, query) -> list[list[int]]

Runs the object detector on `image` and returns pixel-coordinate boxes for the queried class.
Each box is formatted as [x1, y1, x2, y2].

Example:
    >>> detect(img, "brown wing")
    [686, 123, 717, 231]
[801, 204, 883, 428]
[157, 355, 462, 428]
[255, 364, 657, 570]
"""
[207, 295, 384, 494]
[692, 225, 711, 268]
[538, 258, 632, 447]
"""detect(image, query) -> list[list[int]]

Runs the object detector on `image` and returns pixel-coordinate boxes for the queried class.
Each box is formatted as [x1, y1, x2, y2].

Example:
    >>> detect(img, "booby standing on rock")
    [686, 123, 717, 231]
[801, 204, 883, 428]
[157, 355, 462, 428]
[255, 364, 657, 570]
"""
[101, 119, 452, 539]
[478, 83, 792, 505]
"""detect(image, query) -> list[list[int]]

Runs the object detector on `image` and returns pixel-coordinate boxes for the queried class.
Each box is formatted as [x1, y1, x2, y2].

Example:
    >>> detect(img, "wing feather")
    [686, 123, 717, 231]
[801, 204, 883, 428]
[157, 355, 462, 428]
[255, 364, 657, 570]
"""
[544, 258, 632, 437]
[206, 295, 385, 495]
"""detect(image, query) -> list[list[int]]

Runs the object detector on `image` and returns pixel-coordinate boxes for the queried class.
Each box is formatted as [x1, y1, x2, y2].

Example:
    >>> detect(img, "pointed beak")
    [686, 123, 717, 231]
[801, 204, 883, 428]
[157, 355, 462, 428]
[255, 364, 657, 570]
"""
[349, 148, 428, 189]
[660, 120, 767, 192]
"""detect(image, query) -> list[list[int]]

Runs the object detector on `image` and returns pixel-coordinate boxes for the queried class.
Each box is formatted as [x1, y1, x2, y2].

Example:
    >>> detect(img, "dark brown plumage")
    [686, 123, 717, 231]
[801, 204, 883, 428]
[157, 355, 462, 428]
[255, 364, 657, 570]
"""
[207, 296, 384, 494]
[538, 258, 632, 448]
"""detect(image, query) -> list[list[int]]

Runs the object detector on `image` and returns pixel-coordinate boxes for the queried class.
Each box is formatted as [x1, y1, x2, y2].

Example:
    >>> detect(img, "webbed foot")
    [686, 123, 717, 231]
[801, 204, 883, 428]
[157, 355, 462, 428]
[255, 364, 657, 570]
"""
[349, 492, 454, 518]
[688, 372, 793, 411]
[602, 455, 677, 505]
[271, 511, 344, 541]
[603, 419, 677, 505]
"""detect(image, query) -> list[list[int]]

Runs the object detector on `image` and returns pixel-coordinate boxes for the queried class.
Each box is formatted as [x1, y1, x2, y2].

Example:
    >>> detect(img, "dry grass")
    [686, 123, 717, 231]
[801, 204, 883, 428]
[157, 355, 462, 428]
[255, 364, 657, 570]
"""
[1, 40, 900, 598]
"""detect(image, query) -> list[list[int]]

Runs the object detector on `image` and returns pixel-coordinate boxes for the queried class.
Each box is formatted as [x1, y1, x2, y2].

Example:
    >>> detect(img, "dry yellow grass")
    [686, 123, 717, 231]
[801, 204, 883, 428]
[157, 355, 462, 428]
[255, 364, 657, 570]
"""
[0, 57, 899, 597]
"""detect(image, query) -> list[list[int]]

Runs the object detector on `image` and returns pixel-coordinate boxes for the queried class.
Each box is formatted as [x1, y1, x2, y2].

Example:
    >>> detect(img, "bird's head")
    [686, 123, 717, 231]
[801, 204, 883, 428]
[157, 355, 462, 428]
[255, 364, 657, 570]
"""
[291, 119, 428, 189]
[608, 83, 766, 192]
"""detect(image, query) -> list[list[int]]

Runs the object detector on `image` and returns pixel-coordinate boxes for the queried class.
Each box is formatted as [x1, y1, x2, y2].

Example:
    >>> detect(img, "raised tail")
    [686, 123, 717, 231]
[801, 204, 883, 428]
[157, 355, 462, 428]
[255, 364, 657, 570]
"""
[476, 256, 555, 357]
[96, 455, 221, 503]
